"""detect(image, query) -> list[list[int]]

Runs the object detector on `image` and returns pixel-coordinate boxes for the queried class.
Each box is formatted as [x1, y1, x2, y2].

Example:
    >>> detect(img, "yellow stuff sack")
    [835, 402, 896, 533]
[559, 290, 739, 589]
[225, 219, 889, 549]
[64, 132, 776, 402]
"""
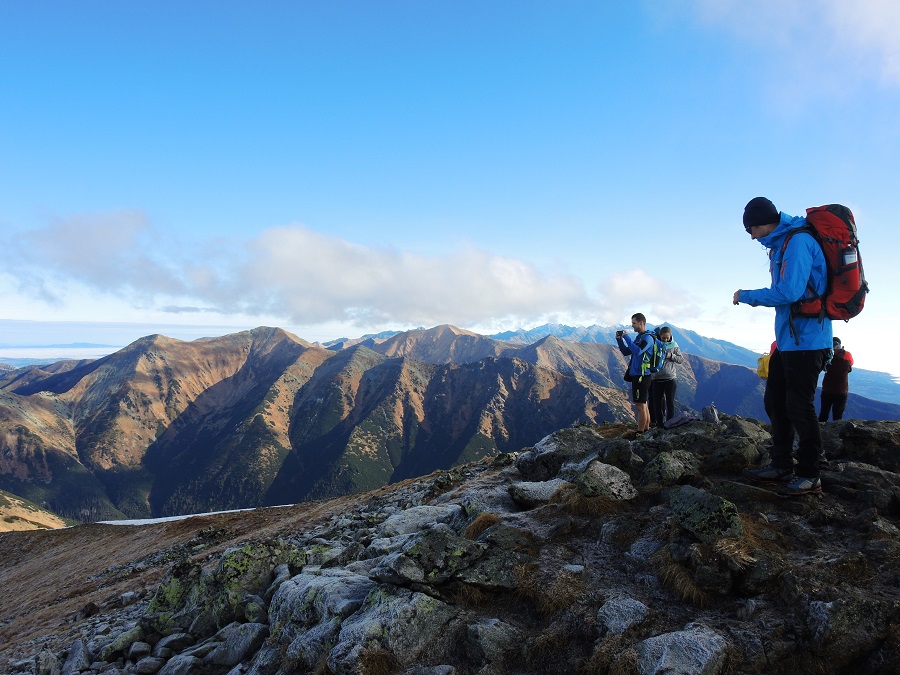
[757, 352, 771, 379]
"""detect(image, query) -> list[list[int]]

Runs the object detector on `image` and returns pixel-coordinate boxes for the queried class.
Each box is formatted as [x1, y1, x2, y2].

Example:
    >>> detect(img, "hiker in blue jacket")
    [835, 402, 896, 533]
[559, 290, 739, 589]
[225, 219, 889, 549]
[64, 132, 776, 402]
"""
[616, 312, 654, 433]
[733, 197, 833, 496]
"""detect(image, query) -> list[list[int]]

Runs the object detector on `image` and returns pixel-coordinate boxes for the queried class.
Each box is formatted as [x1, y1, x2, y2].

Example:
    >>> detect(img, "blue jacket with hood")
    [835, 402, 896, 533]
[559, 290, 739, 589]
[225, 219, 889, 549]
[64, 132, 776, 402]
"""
[617, 331, 654, 379]
[738, 211, 833, 351]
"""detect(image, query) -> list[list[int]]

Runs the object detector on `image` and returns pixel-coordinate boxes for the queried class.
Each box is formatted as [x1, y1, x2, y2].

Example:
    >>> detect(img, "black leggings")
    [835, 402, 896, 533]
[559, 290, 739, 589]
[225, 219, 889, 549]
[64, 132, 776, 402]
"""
[650, 379, 677, 427]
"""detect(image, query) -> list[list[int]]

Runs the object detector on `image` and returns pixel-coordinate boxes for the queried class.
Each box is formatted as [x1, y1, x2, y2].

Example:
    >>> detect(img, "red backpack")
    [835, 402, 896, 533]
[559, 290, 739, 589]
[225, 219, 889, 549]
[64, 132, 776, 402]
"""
[782, 204, 868, 322]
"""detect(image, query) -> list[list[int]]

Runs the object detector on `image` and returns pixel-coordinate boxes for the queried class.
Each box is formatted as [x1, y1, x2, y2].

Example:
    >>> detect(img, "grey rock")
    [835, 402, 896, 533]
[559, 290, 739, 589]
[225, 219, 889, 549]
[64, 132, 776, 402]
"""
[61, 639, 91, 675]
[35, 650, 60, 675]
[98, 625, 144, 662]
[514, 426, 604, 481]
[202, 622, 269, 668]
[370, 523, 486, 586]
[244, 644, 282, 675]
[574, 459, 638, 500]
[268, 568, 376, 632]
[507, 478, 569, 508]
[134, 656, 166, 674]
[636, 624, 728, 675]
[263, 563, 292, 603]
[641, 450, 703, 486]
[597, 596, 649, 636]
[157, 654, 200, 675]
[284, 616, 341, 670]
[327, 587, 459, 673]
[596, 438, 645, 479]
[376, 504, 465, 537]
[466, 618, 522, 665]
[152, 633, 195, 657]
[669, 485, 743, 545]
[240, 594, 268, 624]
[804, 596, 897, 663]
[126, 642, 152, 661]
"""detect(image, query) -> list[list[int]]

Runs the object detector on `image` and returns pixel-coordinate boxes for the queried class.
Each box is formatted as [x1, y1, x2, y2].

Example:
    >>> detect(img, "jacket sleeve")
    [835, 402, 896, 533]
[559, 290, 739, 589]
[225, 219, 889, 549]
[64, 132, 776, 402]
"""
[845, 351, 854, 367]
[667, 347, 684, 364]
[616, 335, 630, 356]
[739, 233, 822, 308]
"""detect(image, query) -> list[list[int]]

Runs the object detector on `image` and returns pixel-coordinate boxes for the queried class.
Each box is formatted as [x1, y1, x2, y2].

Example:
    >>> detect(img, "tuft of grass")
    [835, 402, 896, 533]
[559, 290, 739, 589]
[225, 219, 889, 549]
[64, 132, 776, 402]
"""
[451, 582, 492, 608]
[550, 484, 621, 517]
[714, 537, 757, 571]
[464, 512, 502, 539]
[357, 645, 400, 675]
[580, 636, 639, 675]
[515, 564, 586, 617]
[651, 546, 711, 607]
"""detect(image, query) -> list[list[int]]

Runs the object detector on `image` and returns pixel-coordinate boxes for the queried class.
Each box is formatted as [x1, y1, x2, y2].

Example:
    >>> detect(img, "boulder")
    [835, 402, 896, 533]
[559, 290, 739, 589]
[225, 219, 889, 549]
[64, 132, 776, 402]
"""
[573, 459, 638, 500]
[596, 596, 649, 636]
[327, 587, 459, 673]
[641, 451, 703, 487]
[636, 624, 728, 675]
[669, 485, 743, 545]
[507, 479, 568, 508]
[369, 523, 487, 586]
[376, 504, 465, 537]
[514, 426, 605, 481]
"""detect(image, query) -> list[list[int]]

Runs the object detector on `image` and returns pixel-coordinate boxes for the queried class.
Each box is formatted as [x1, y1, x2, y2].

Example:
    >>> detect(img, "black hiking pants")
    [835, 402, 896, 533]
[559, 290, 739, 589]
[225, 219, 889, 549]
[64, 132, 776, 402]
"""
[819, 392, 848, 421]
[650, 379, 677, 427]
[764, 348, 829, 479]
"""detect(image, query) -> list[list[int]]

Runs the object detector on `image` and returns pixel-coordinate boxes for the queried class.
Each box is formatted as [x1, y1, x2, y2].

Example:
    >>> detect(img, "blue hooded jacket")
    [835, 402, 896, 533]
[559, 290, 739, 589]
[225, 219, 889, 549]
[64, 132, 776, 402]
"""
[738, 211, 833, 351]
[617, 331, 654, 379]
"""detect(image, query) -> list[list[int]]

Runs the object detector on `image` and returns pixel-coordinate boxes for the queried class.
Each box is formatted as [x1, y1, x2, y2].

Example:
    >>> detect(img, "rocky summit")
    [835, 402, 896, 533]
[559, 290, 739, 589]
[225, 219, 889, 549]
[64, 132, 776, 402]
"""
[2, 417, 899, 674]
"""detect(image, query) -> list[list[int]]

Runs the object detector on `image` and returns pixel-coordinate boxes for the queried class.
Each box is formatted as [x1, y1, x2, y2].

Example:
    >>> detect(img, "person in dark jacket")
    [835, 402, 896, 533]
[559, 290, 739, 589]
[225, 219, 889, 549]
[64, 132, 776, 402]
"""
[649, 326, 684, 428]
[734, 197, 832, 496]
[819, 337, 853, 421]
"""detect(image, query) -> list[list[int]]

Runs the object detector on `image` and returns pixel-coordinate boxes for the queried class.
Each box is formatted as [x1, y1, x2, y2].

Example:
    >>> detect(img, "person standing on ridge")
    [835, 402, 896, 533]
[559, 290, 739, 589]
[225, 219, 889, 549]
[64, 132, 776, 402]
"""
[649, 326, 683, 428]
[819, 337, 853, 421]
[616, 313, 654, 434]
[733, 197, 833, 496]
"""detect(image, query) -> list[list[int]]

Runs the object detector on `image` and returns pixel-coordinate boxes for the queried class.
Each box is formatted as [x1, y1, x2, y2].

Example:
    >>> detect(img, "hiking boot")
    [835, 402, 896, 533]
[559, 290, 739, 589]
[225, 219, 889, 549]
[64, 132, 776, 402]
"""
[743, 463, 793, 483]
[780, 476, 822, 496]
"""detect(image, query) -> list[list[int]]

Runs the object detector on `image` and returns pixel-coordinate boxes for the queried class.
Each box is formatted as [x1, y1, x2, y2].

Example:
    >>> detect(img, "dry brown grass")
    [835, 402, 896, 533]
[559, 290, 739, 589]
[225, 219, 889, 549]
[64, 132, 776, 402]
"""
[651, 545, 711, 607]
[529, 623, 569, 657]
[450, 582, 493, 608]
[464, 511, 502, 539]
[737, 512, 783, 551]
[580, 636, 639, 675]
[590, 423, 634, 439]
[357, 645, 400, 675]
[714, 537, 757, 571]
[515, 563, 586, 617]
[550, 484, 623, 517]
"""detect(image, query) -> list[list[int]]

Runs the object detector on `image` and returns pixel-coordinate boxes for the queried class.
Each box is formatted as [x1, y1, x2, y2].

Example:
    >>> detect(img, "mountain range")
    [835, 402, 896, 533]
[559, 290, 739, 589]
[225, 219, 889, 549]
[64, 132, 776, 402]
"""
[1, 324, 897, 524]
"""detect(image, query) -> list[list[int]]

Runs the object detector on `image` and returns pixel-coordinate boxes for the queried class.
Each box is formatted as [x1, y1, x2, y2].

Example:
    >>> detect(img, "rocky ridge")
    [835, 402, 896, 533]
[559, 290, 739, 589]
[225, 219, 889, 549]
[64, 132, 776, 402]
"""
[2, 417, 899, 674]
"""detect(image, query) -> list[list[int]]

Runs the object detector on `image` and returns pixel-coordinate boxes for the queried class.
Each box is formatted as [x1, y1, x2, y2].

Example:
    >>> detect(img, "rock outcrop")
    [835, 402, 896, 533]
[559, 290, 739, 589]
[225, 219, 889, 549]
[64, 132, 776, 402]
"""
[2, 418, 900, 674]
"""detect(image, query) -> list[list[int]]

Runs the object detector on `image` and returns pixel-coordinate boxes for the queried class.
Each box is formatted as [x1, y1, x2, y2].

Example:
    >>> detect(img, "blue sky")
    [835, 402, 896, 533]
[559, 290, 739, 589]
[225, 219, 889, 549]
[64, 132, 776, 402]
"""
[1, 1, 898, 373]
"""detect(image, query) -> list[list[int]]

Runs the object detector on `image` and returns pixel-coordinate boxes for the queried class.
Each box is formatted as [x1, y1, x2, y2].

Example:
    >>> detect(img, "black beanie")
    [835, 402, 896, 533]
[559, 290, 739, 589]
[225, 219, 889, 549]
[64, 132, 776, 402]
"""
[743, 197, 779, 229]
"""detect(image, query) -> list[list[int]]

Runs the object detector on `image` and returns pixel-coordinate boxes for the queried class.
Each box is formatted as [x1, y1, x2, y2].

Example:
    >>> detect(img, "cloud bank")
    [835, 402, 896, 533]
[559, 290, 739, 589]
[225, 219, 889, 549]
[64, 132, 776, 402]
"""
[3, 212, 703, 331]
[0, 213, 578, 327]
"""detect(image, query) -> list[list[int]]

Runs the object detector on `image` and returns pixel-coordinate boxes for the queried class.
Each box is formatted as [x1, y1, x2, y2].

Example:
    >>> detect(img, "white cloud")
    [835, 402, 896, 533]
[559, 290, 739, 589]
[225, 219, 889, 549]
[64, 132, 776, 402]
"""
[1, 214, 599, 329]
[593, 269, 702, 326]
[681, 0, 900, 88]
[6, 211, 186, 301]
